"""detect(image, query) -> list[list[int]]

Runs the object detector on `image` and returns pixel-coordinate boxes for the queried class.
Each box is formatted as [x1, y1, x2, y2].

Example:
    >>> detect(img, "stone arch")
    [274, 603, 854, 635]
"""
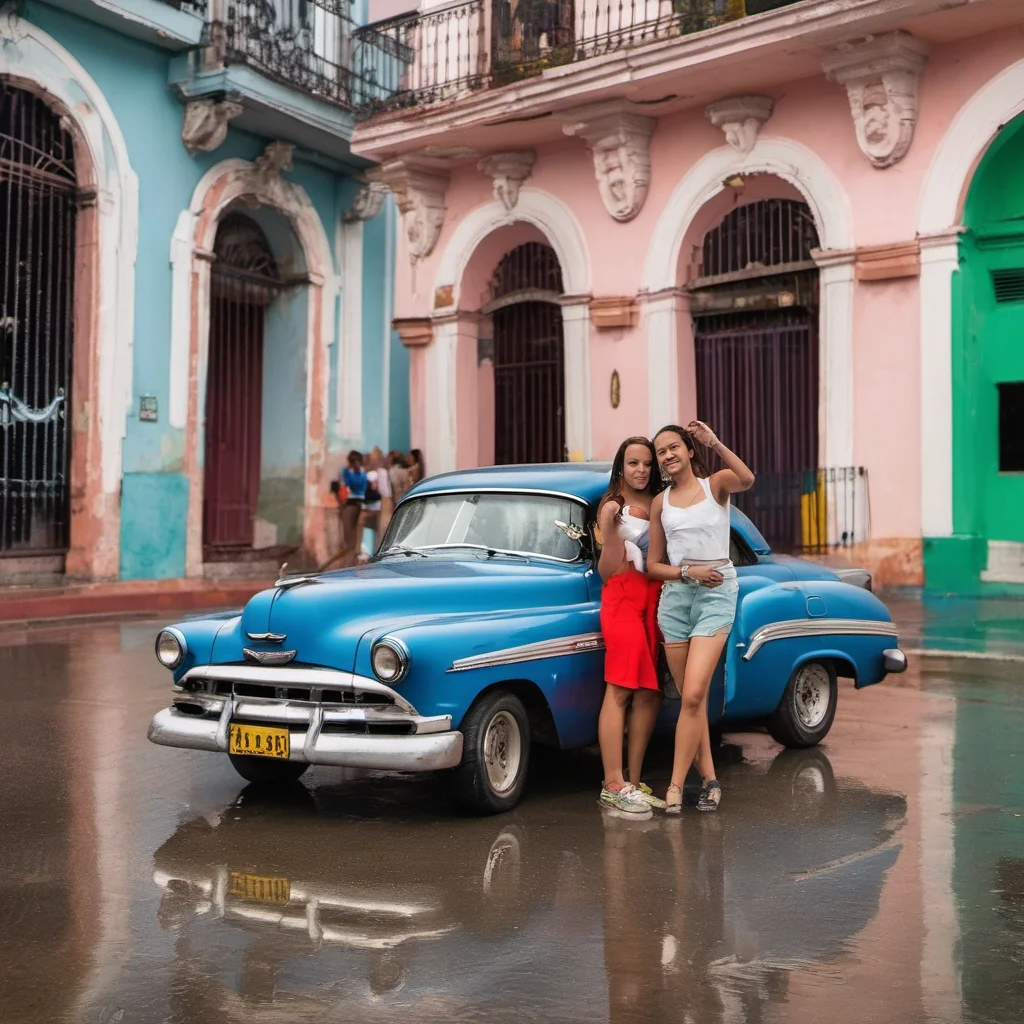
[169, 149, 338, 574]
[0, 15, 138, 579]
[916, 57, 1024, 543]
[641, 138, 854, 468]
[420, 189, 593, 472]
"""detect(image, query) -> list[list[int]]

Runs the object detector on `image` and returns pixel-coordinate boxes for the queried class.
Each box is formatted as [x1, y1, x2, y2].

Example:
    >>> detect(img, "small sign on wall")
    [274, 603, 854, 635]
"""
[139, 394, 158, 422]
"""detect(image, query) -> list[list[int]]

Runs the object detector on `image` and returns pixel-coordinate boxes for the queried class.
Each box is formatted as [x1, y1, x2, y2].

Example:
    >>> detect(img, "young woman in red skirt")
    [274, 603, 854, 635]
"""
[596, 436, 666, 816]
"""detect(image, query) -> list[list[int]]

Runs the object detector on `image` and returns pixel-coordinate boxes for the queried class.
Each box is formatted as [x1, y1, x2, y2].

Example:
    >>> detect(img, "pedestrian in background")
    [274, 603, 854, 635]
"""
[338, 450, 367, 567]
[595, 435, 666, 817]
[360, 448, 384, 554]
[647, 421, 755, 813]
[407, 448, 424, 486]
[389, 450, 412, 505]
[377, 450, 395, 537]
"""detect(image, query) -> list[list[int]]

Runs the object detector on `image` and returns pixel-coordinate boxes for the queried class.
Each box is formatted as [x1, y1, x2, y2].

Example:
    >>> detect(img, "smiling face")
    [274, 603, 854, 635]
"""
[621, 443, 653, 493]
[654, 430, 693, 479]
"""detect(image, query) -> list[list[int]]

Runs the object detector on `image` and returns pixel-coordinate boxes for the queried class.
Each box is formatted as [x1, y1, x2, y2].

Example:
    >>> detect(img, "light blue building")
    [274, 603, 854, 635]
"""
[0, 0, 407, 585]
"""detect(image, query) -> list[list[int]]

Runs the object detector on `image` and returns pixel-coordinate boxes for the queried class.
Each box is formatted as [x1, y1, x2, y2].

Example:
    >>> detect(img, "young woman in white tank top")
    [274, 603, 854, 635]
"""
[646, 421, 756, 814]
[594, 436, 666, 816]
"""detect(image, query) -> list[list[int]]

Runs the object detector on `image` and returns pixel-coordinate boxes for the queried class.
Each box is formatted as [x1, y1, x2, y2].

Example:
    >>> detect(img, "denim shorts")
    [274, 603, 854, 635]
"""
[657, 577, 738, 643]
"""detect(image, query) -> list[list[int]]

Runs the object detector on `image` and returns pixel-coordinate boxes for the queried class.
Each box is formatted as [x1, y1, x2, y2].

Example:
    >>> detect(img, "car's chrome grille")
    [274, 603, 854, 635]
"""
[201, 679, 395, 706]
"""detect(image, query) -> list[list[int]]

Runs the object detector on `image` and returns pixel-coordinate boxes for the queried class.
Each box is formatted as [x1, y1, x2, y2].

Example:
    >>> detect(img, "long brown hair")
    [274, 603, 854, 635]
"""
[653, 424, 712, 479]
[600, 435, 661, 518]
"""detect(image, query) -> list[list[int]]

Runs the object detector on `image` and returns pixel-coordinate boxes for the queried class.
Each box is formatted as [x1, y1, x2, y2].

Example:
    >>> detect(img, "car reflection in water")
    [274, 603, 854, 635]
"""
[153, 748, 907, 1022]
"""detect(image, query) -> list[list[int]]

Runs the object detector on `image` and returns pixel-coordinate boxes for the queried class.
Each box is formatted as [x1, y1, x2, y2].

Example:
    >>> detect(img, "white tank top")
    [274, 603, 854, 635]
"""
[618, 505, 650, 572]
[661, 478, 735, 577]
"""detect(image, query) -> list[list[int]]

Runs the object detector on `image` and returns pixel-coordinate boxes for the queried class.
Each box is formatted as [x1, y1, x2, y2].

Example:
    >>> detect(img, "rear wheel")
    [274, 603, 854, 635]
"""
[452, 691, 531, 815]
[228, 754, 309, 785]
[766, 661, 837, 749]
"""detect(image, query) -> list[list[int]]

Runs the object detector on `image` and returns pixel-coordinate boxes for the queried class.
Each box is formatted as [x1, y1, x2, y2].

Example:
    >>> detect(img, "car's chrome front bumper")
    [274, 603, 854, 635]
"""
[147, 666, 464, 772]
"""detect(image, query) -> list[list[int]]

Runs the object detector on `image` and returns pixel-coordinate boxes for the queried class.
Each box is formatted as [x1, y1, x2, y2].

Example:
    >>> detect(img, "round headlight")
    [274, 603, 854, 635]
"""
[155, 628, 186, 670]
[371, 639, 409, 683]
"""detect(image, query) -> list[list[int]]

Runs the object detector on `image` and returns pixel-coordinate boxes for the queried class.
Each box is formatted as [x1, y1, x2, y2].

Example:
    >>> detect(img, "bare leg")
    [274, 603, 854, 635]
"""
[625, 688, 662, 786]
[693, 693, 715, 782]
[339, 503, 361, 567]
[598, 684, 633, 787]
[669, 633, 729, 790]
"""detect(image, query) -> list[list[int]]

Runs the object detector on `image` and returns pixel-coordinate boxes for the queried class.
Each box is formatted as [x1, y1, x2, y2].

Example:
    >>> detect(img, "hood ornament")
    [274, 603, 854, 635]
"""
[243, 648, 297, 666]
[554, 520, 584, 542]
[246, 632, 286, 643]
[274, 574, 322, 589]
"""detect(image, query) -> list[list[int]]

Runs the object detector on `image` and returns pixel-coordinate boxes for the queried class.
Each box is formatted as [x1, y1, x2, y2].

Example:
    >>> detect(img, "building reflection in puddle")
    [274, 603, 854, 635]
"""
[152, 746, 908, 1022]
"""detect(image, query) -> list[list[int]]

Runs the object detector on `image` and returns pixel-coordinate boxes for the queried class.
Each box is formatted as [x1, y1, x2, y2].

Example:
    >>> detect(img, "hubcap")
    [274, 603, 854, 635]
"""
[793, 664, 831, 729]
[483, 710, 522, 794]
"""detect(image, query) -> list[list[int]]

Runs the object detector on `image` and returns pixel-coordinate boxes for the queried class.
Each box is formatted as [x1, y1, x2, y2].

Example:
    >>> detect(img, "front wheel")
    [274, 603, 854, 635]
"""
[228, 754, 310, 785]
[766, 661, 837, 749]
[451, 691, 531, 815]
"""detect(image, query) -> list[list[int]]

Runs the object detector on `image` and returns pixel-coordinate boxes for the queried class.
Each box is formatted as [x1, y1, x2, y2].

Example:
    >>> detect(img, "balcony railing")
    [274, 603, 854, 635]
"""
[157, 0, 208, 10]
[210, 0, 357, 108]
[735, 467, 870, 556]
[353, 0, 803, 116]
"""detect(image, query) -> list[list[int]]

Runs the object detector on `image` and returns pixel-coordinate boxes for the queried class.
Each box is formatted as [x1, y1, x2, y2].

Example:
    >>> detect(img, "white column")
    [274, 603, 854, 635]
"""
[816, 254, 856, 469]
[168, 210, 194, 430]
[561, 298, 592, 462]
[644, 289, 683, 434]
[338, 218, 364, 443]
[918, 231, 962, 539]
[426, 318, 458, 474]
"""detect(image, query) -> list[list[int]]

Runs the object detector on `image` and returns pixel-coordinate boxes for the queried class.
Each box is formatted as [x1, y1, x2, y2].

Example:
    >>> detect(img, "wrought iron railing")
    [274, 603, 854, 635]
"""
[210, 0, 356, 108]
[734, 467, 870, 557]
[353, 0, 803, 115]
[156, 0, 208, 11]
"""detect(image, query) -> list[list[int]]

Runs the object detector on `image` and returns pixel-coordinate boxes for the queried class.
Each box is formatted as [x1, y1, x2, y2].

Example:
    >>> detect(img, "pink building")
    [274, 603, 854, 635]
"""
[351, 0, 1024, 592]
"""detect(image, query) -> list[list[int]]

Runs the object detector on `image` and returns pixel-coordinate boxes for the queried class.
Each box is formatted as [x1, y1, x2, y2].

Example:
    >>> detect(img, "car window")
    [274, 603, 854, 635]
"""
[730, 530, 759, 567]
[381, 492, 589, 562]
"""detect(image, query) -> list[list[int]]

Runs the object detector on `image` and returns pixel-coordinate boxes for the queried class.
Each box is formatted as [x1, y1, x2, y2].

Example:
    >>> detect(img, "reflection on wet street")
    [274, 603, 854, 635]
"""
[1, 620, 1023, 1023]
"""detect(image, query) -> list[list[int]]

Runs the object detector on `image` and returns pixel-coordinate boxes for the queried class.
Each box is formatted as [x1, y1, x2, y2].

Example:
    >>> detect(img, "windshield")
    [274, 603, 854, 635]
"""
[378, 492, 589, 562]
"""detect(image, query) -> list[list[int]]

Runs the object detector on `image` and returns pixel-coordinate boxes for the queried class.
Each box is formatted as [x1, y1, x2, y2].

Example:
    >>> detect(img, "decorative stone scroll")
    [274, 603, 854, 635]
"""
[236, 141, 295, 210]
[180, 98, 243, 155]
[344, 175, 388, 222]
[478, 151, 536, 212]
[823, 32, 929, 169]
[560, 103, 656, 222]
[377, 158, 450, 261]
[705, 96, 774, 155]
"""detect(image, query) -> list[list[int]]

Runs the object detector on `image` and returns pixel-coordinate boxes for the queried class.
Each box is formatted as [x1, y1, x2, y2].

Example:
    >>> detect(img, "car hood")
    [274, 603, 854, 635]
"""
[221, 557, 589, 669]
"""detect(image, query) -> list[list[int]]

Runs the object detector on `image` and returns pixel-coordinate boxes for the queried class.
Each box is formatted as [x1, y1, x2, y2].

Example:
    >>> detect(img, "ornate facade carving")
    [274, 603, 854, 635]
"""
[180, 98, 243, 156]
[705, 96, 774, 155]
[823, 32, 929, 169]
[560, 103, 656, 222]
[235, 141, 296, 210]
[377, 159, 449, 261]
[344, 177, 388, 222]
[478, 151, 536, 211]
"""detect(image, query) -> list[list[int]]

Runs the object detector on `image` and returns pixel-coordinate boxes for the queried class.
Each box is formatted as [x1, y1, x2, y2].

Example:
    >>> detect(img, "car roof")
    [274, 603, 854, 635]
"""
[405, 462, 772, 554]
[408, 463, 614, 506]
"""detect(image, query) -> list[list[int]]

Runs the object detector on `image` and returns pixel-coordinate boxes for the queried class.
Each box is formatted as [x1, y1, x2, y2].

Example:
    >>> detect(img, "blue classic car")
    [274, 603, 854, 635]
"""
[148, 463, 907, 814]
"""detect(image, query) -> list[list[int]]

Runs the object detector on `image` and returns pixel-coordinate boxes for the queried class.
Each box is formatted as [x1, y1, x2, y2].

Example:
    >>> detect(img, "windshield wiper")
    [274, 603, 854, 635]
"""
[418, 543, 531, 561]
[378, 544, 428, 558]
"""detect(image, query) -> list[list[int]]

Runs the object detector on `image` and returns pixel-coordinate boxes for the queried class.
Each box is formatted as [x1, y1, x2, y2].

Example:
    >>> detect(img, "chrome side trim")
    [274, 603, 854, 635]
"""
[742, 618, 899, 661]
[449, 632, 604, 673]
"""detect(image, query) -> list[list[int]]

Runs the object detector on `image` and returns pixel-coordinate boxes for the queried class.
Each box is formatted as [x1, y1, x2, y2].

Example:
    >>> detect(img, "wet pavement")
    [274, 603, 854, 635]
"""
[1, 619, 1023, 1024]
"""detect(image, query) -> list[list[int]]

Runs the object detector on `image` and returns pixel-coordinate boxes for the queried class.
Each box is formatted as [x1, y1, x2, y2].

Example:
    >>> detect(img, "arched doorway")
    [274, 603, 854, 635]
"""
[203, 213, 283, 556]
[487, 242, 565, 464]
[0, 83, 76, 562]
[690, 198, 820, 551]
[955, 112, 1024, 584]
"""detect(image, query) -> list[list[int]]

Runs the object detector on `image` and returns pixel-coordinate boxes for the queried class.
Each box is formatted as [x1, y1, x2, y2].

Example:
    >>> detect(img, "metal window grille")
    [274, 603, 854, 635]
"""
[0, 83, 76, 558]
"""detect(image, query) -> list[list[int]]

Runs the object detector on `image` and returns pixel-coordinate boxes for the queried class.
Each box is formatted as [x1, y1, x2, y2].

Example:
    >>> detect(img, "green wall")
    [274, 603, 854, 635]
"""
[925, 113, 1024, 595]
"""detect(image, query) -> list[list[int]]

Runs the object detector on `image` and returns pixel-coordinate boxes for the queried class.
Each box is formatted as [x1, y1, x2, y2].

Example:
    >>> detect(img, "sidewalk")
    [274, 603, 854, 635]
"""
[0, 576, 274, 625]
[881, 589, 1024, 662]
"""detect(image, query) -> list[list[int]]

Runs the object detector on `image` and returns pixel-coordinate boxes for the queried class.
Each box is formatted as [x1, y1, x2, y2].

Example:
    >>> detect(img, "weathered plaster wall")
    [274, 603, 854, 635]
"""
[21, 1, 407, 580]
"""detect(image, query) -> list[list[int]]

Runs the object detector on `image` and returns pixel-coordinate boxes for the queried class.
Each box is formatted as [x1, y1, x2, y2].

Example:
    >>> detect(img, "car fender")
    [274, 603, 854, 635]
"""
[356, 604, 604, 748]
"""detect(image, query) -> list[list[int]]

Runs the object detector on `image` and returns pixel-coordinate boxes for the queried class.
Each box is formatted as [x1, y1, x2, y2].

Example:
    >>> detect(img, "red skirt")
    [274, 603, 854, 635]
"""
[600, 571, 663, 690]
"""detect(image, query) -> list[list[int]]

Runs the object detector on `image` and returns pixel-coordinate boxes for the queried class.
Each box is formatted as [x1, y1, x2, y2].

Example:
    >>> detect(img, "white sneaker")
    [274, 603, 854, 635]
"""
[599, 783, 652, 816]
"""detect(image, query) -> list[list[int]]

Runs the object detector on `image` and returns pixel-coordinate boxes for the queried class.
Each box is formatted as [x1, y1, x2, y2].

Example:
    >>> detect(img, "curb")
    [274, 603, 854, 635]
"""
[904, 647, 1024, 664]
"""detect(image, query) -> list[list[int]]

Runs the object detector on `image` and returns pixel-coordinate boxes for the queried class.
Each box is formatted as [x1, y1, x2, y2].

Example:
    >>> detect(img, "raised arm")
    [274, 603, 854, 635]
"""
[687, 421, 755, 503]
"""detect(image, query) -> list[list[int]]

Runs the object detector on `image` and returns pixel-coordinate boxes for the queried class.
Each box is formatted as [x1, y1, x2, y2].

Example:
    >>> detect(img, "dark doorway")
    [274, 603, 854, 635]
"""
[490, 242, 565, 465]
[0, 83, 76, 559]
[203, 214, 281, 555]
[691, 199, 821, 552]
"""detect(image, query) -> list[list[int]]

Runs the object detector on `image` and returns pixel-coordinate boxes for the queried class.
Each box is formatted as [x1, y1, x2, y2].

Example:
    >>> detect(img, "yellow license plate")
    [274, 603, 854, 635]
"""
[229, 872, 291, 904]
[228, 723, 290, 759]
